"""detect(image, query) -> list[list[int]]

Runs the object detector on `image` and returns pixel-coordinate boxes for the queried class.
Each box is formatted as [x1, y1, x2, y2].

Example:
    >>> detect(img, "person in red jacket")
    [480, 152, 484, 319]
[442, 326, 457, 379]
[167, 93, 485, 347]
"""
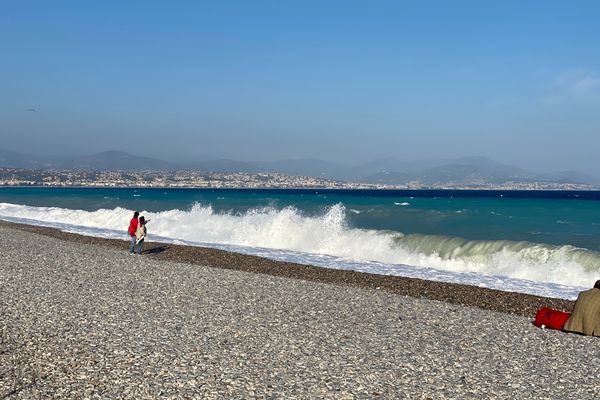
[128, 211, 139, 254]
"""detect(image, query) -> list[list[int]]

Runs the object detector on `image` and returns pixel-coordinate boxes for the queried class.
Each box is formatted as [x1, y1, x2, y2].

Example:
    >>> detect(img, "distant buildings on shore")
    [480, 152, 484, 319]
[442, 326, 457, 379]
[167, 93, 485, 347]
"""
[0, 168, 595, 190]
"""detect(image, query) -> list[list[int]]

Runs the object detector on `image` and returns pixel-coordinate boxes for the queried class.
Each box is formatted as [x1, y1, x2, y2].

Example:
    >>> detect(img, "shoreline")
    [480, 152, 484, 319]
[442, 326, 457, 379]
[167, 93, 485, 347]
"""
[0, 220, 575, 317]
[3, 220, 599, 397]
[2, 185, 600, 192]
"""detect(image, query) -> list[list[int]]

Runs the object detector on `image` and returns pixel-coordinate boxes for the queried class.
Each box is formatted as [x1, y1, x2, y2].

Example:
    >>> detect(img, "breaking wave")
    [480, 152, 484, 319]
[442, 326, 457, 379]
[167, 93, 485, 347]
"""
[1, 201, 598, 289]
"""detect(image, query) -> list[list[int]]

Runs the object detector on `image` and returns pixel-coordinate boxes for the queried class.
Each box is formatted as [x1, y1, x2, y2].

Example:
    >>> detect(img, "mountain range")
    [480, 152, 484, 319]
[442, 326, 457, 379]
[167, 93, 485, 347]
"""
[0, 149, 598, 187]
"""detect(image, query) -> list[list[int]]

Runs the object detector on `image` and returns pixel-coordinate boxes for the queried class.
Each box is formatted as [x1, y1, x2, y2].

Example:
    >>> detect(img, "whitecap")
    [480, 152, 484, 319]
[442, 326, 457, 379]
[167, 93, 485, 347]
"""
[0, 201, 592, 299]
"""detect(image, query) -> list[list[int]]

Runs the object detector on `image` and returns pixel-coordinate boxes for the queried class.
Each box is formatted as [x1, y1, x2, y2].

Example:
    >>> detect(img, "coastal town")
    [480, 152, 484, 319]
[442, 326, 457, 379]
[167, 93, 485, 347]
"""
[0, 168, 389, 189]
[0, 167, 595, 190]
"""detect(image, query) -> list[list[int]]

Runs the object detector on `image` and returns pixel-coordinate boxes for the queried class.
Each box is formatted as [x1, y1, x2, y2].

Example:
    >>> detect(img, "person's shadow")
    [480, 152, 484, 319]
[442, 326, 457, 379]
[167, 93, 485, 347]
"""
[143, 245, 169, 254]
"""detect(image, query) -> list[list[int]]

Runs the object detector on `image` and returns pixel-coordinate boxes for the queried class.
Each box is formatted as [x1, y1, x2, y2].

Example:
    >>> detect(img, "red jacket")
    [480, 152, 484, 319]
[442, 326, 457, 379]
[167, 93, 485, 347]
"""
[128, 217, 139, 236]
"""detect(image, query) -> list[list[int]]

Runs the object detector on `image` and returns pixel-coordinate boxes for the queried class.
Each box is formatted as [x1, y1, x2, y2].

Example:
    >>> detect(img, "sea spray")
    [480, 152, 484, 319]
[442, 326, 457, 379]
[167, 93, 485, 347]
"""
[1, 201, 598, 290]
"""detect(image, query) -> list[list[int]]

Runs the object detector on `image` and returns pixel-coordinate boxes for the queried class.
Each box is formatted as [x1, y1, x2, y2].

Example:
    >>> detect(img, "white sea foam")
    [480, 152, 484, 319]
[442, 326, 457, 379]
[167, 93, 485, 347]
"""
[0, 201, 593, 299]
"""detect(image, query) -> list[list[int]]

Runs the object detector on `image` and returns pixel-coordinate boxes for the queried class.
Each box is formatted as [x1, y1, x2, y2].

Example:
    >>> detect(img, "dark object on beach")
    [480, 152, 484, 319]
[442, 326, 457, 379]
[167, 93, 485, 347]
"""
[563, 280, 600, 336]
[533, 307, 571, 330]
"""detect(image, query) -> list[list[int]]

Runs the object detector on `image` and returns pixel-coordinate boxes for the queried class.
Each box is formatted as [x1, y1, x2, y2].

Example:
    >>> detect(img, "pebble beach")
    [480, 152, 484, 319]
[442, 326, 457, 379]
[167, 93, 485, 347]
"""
[1, 221, 599, 399]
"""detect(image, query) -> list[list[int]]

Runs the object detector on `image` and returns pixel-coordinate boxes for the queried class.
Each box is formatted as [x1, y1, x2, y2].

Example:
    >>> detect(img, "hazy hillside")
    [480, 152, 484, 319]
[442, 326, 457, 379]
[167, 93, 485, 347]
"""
[0, 149, 61, 169]
[65, 151, 174, 171]
[0, 149, 597, 187]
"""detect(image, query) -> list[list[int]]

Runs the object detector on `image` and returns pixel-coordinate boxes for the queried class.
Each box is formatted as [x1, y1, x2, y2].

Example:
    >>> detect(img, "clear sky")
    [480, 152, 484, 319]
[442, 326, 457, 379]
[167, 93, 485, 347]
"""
[2, 1, 599, 172]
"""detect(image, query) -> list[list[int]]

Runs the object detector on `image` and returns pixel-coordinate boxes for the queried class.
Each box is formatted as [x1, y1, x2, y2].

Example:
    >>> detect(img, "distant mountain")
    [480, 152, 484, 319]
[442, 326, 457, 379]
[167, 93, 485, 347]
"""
[351, 157, 444, 176]
[358, 157, 598, 187]
[0, 149, 58, 169]
[360, 157, 527, 184]
[0, 149, 177, 171]
[0, 149, 262, 173]
[183, 159, 261, 173]
[64, 151, 175, 171]
[254, 158, 351, 180]
[416, 159, 532, 185]
[0, 149, 30, 168]
[0, 148, 597, 187]
[534, 170, 600, 185]
[359, 171, 416, 185]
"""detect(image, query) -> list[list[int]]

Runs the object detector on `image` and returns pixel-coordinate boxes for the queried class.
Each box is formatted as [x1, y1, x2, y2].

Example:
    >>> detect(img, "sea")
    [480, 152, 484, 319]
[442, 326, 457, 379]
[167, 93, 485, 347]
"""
[2, 187, 600, 300]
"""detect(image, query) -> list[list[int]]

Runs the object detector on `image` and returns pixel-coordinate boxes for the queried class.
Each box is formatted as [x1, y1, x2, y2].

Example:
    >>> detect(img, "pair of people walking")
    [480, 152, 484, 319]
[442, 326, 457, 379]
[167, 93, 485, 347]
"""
[127, 211, 149, 255]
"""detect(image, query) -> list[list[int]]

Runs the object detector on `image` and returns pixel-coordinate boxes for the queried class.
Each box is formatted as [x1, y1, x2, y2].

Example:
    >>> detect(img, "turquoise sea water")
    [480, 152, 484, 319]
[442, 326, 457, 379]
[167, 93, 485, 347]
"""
[1, 187, 599, 298]
[2, 187, 599, 249]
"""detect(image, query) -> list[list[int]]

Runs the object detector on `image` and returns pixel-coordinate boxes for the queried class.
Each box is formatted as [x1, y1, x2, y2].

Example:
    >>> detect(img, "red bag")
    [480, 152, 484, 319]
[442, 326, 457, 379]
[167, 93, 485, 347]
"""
[533, 307, 571, 330]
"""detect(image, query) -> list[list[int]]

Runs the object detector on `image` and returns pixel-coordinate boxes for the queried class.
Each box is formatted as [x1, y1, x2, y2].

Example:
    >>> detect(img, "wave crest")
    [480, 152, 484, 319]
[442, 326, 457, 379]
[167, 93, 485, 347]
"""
[1, 201, 598, 288]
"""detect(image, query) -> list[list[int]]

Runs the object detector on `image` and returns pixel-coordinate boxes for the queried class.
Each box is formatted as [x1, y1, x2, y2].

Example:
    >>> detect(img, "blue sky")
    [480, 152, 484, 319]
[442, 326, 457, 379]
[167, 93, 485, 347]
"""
[1, 1, 599, 172]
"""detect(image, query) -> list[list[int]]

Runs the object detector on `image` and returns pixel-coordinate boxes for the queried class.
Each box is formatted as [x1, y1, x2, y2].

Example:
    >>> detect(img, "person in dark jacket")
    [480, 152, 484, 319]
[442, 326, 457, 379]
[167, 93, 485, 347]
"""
[127, 211, 139, 254]
[563, 280, 600, 336]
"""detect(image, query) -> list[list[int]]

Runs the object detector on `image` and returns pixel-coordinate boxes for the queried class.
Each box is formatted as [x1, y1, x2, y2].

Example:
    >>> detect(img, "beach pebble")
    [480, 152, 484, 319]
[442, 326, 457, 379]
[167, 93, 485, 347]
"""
[1, 224, 599, 399]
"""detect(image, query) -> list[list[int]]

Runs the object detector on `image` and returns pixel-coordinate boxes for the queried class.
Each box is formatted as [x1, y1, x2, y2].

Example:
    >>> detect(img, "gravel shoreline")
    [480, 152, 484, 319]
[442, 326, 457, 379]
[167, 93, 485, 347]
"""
[2, 222, 599, 398]
[0, 221, 574, 317]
